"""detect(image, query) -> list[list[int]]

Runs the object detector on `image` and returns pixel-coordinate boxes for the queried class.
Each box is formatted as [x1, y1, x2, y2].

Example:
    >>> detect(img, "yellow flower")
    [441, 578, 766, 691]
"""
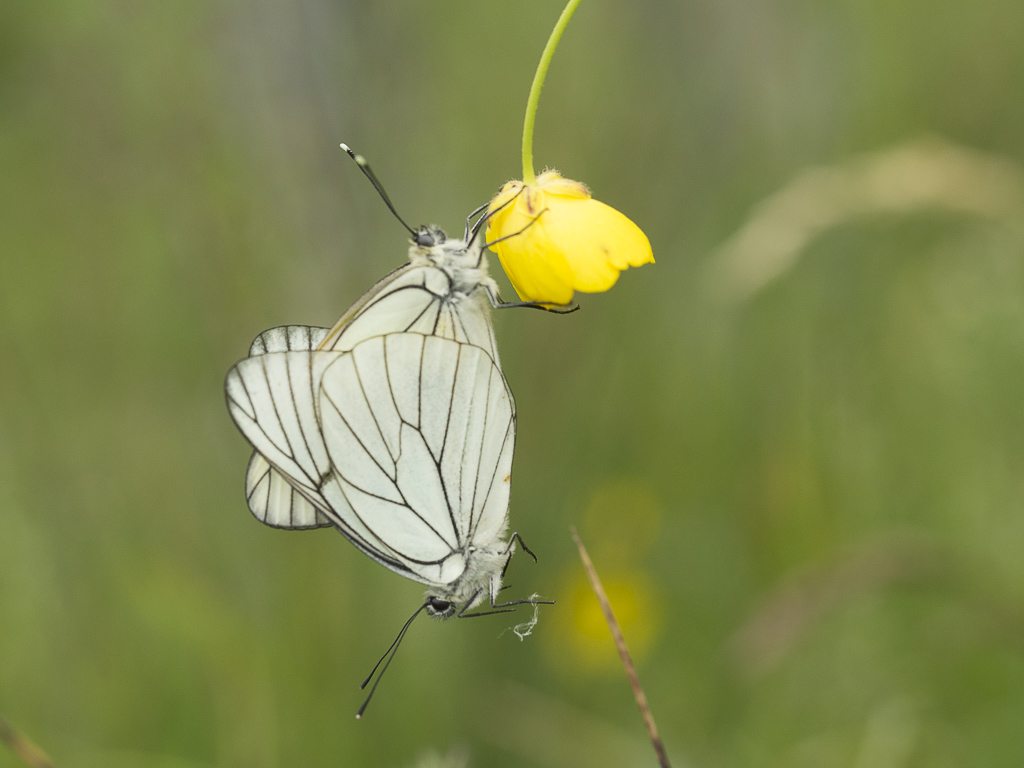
[486, 170, 654, 306]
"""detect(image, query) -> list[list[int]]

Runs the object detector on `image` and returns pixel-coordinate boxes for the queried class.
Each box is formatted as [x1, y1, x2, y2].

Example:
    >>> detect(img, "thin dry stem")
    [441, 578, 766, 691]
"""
[0, 715, 56, 768]
[570, 526, 672, 768]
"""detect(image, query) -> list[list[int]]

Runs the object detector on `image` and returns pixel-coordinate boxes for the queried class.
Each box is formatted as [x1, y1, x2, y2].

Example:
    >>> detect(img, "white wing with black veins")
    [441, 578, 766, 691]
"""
[318, 265, 500, 364]
[225, 331, 515, 588]
[233, 325, 333, 529]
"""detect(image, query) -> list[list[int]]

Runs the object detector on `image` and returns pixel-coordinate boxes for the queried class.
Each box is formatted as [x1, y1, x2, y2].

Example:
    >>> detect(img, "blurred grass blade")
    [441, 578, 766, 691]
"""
[0, 715, 56, 768]
[570, 527, 672, 768]
[704, 136, 1024, 301]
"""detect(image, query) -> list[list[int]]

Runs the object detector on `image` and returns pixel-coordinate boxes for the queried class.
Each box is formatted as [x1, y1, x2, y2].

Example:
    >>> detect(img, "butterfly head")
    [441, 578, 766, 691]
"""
[412, 225, 446, 249]
[410, 224, 491, 281]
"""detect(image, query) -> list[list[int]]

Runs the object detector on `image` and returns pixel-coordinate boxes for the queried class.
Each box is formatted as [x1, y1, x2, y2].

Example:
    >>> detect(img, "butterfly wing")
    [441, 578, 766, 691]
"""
[318, 264, 500, 364]
[244, 452, 329, 529]
[226, 345, 343, 522]
[233, 325, 335, 529]
[249, 324, 330, 356]
[227, 331, 514, 587]
[316, 333, 515, 586]
[227, 345, 420, 578]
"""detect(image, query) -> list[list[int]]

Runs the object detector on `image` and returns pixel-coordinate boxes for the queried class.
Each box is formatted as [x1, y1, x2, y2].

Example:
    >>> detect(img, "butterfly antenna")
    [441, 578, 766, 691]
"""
[356, 601, 429, 719]
[340, 143, 416, 237]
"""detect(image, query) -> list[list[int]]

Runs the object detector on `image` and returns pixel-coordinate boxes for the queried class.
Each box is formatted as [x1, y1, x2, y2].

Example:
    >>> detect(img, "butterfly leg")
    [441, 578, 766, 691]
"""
[482, 208, 546, 250]
[459, 534, 555, 618]
[458, 596, 554, 618]
[468, 187, 523, 248]
[497, 531, 536, 581]
[505, 531, 539, 561]
[495, 532, 555, 608]
[457, 589, 517, 618]
[484, 285, 579, 314]
[463, 200, 490, 241]
[489, 595, 556, 610]
[458, 584, 555, 619]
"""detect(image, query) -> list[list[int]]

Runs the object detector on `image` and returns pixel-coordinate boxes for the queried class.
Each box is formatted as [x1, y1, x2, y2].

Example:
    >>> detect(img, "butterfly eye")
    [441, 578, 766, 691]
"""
[427, 597, 455, 617]
[415, 228, 445, 248]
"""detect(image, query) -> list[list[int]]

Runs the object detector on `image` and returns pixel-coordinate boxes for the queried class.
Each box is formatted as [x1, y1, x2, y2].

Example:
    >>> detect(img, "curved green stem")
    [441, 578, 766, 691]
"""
[521, 0, 583, 185]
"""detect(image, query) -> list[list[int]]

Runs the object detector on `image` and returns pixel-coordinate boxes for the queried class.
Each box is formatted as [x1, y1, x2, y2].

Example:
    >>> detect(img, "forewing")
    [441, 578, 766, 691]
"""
[435, 295, 502, 367]
[317, 333, 514, 586]
[319, 266, 448, 352]
[317, 265, 501, 365]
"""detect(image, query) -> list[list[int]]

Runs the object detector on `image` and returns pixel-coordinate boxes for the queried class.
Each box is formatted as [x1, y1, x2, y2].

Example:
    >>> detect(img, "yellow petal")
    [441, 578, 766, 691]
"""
[488, 180, 525, 219]
[538, 195, 652, 292]
[490, 198, 576, 305]
[535, 170, 590, 199]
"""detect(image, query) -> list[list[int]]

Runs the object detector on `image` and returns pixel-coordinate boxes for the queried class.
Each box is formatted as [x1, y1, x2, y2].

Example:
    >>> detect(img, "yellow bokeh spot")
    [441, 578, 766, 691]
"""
[545, 569, 661, 674]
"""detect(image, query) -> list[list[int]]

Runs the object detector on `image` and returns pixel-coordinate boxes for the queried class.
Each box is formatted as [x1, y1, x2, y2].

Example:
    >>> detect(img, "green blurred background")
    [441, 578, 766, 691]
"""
[3, 1, 1024, 766]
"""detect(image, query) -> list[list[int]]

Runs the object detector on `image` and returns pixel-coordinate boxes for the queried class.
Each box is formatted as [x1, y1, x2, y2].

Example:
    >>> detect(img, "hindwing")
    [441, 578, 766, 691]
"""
[234, 325, 333, 529]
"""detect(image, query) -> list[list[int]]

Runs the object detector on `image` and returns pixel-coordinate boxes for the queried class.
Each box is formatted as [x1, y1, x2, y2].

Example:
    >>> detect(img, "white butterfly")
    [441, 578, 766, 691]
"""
[223, 148, 571, 611]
